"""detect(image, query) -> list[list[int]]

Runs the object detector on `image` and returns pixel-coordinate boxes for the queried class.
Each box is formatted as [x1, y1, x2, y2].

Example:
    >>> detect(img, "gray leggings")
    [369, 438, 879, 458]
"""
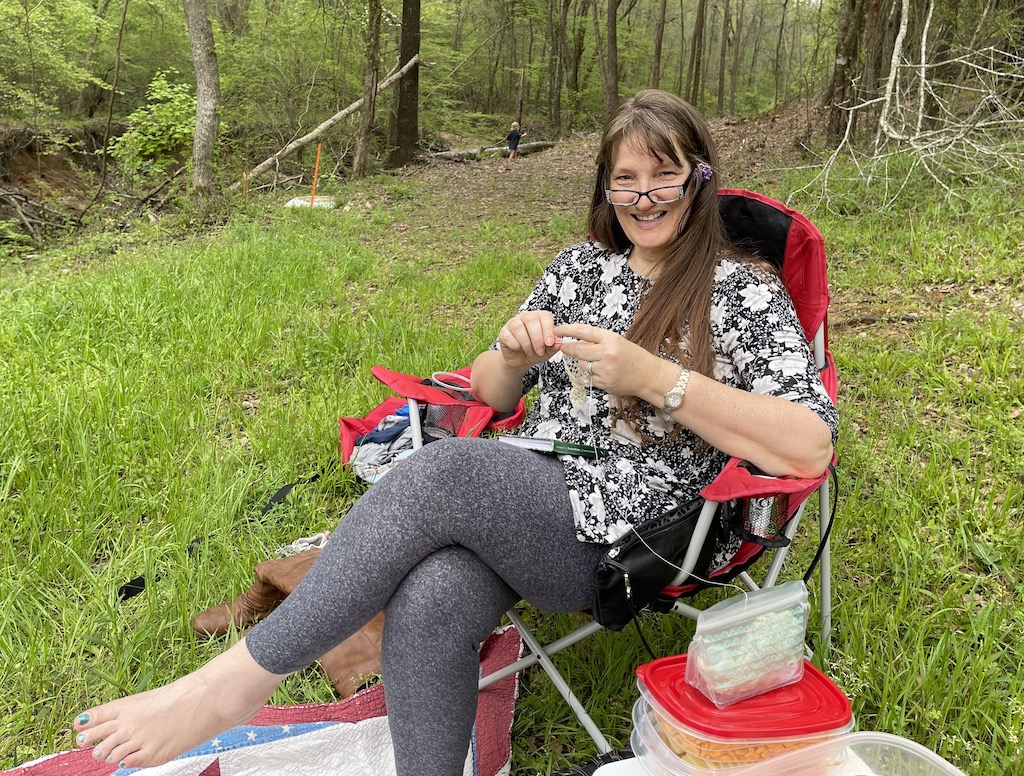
[245, 437, 608, 775]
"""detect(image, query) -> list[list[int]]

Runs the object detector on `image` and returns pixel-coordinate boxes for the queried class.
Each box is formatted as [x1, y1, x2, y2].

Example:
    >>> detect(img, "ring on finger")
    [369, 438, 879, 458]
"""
[585, 360, 593, 374]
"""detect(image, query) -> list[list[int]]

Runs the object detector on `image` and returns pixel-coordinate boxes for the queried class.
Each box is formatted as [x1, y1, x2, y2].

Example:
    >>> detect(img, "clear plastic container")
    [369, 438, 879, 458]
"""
[730, 732, 968, 775]
[630, 728, 968, 776]
[632, 698, 746, 774]
[686, 580, 809, 708]
[635, 654, 854, 768]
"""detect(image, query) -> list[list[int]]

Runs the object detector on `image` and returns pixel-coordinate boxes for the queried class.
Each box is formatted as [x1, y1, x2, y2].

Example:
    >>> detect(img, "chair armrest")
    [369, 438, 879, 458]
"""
[700, 456, 828, 502]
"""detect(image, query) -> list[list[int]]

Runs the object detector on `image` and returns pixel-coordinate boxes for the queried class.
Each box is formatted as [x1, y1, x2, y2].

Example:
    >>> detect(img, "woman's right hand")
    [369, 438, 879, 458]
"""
[498, 310, 560, 371]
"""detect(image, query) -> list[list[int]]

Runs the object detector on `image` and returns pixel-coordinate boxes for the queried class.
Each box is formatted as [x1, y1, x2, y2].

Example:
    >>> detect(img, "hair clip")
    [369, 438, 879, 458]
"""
[698, 162, 714, 181]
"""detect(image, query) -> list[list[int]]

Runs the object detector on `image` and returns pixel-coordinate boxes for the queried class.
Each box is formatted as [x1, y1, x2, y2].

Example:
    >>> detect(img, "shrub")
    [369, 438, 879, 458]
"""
[108, 69, 196, 178]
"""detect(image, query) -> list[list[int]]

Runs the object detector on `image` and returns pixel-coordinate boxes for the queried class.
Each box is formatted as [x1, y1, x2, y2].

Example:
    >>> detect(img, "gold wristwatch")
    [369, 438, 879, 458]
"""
[662, 366, 690, 412]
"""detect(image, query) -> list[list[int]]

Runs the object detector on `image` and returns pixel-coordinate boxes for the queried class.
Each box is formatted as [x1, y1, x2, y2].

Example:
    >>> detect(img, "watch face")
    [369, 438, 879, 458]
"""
[664, 392, 682, 410]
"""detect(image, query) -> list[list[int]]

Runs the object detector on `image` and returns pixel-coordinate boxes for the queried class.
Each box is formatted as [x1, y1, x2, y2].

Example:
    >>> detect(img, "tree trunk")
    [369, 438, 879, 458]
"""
[181, 0, 221, 199]
[652, 0, 668, 88]
[353, 0, 381, 179]
[217, 0, 251, 36]
[592, 1, 610, 117]
[567, 0, 592, 130]
[453, 0, 464, 49]
[774, 0, 789, 111]
[74, 0, 113, 116]
[546, 0, 556, 121]
[873, 0, 910, 149]
[808, 0, 828, 107]
[787, 0, 800, 104]
[746, 7, 763, 87]
[860, 0, 895, 132]
[554, 0, 570, 134]
[717, 0, 731, 115]
[516, 67, 526, 124]
[387, 0, 421, 168]
[687, 0, 708, 104]
[825, 0, 865, 142]
[675, 0, 687, 95]
[729, 0, 747, 113]
[605, 0, 620, 115]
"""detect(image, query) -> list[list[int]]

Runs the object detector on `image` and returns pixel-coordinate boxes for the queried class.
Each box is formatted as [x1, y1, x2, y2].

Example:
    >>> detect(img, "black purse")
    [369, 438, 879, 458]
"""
[593, 499, 721, 631]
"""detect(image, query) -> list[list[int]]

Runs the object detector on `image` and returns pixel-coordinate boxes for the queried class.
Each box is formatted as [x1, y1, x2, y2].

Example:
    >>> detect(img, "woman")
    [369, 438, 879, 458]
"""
[73, 90, 836, 773]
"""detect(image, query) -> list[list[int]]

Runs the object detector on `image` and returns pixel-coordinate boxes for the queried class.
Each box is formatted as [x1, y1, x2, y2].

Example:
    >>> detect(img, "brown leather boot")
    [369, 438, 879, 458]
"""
[318, 612, 386, 697]
[191, 548, 323, 637]
[191, 577, 288, 637]
[253, 547, 321, 594]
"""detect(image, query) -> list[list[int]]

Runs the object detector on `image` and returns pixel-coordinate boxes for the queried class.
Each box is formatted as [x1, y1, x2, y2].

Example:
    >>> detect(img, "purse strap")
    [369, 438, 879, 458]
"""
[801, 463, 838, 585]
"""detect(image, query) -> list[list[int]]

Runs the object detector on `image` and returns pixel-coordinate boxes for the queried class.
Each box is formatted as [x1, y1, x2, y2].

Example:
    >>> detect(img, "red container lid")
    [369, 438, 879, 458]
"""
[636, 654, 852, 740]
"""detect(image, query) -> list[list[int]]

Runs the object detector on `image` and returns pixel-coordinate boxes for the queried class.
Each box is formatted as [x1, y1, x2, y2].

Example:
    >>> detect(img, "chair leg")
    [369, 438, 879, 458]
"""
[483, 608, 613, 754]
[818, 476, 833, 661]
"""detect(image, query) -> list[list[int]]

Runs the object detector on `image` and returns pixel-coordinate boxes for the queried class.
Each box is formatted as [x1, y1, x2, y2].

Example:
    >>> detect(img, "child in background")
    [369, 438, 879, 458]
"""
[505, 121, 526, 161]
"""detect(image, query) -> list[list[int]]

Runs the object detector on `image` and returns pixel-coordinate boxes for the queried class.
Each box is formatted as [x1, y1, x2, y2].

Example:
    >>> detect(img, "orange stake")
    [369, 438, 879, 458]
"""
[310, 143, 322, 207]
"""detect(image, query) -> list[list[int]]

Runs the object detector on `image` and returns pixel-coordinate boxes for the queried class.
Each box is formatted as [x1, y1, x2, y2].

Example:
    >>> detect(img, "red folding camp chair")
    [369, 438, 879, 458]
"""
[477, 189, 838, 753]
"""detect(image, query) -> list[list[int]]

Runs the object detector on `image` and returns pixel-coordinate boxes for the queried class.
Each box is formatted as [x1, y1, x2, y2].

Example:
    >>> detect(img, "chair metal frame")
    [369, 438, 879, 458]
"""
[476, 189, 838, 754]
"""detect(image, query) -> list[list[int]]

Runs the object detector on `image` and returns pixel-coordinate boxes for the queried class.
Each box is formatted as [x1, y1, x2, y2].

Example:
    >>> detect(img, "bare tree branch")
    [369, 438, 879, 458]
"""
[229, 55, 424, 190]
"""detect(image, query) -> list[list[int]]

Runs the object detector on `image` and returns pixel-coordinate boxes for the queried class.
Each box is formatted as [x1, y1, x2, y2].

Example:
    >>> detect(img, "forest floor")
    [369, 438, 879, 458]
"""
[373, 99, 832, 272]
[0, 101, 829, 252]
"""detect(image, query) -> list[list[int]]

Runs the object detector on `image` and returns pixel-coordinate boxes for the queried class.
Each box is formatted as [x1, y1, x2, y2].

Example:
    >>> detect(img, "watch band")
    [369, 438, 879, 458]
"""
[662, 366, 690, 411]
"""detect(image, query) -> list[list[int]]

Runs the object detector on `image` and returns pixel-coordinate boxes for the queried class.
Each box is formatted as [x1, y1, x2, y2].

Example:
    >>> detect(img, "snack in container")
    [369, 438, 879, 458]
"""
[723, 731, 969, 776]
[686, 579, 809, 708]
[634, 654, 854, 769]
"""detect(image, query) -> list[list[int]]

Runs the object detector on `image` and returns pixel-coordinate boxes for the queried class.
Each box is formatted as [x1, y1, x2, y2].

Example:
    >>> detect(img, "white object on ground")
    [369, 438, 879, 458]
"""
[284, 197, 337, 208]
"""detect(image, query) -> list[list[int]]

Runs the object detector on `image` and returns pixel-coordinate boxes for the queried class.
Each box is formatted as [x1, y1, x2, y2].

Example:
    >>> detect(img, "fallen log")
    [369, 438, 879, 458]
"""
[427, 140, 556, 161]
[230, 55, 424, 190]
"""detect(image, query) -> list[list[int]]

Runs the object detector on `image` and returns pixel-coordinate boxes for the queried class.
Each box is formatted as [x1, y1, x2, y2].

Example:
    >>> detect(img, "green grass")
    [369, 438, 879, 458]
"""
[1, 157, 1022, 774]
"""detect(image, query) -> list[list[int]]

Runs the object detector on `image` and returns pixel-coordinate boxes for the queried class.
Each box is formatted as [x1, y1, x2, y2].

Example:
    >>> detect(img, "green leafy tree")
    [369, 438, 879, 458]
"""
[107, 69, 196, 177]
[0, 0, 104, 121]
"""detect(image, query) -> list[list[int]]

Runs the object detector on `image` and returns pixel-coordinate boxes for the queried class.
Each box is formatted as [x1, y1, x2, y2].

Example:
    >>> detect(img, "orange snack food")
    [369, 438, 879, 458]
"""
[634, 654, 854, 771]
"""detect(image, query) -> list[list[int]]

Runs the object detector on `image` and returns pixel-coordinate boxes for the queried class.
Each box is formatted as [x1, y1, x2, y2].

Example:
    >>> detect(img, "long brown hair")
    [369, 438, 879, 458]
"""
[587, 90, 727, 428]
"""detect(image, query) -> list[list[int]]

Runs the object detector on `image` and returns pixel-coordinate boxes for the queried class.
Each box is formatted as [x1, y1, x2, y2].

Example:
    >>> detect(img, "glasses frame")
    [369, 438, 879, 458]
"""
[604, 169, 696, 208]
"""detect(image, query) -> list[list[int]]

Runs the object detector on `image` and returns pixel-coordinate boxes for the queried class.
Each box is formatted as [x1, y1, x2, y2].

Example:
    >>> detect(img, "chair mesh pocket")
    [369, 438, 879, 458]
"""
[737, 494, 791, 547]
[423, 404, 467, 442]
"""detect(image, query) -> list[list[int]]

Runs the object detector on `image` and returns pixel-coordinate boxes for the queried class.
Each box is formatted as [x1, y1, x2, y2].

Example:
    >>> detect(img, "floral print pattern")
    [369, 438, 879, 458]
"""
[499, 241, 838, 558]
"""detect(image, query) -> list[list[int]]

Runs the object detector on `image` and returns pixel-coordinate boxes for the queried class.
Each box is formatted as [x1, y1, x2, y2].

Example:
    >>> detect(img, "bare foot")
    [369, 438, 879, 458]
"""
[72, 637, 288, 768]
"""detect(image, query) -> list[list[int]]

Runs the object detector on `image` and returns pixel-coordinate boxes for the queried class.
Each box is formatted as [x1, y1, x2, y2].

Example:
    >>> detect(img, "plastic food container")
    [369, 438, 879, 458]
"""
[630, 730, 968, 775]
[635, 654, 854, 770]
[740, 731, 968, 775]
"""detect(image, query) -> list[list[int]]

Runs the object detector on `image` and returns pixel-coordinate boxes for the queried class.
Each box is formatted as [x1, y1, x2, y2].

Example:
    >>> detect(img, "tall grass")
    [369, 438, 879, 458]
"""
[1, 157, 1021, 775]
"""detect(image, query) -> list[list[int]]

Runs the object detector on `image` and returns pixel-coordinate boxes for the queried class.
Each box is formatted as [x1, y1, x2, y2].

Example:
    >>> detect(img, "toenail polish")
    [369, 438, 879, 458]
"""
[118, 762, 125, 769]
[106, 755, 113, 762]
[77, 713, 90, 725]
[76, 733, 85, 744]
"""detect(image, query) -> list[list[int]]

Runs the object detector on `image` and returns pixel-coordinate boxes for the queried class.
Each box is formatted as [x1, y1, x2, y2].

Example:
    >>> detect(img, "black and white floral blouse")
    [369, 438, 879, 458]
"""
[500, 240, 839, 553]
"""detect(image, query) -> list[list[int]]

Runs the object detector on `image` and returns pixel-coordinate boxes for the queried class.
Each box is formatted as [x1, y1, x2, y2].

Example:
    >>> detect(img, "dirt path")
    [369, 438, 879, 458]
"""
[390, 103, 826, 261]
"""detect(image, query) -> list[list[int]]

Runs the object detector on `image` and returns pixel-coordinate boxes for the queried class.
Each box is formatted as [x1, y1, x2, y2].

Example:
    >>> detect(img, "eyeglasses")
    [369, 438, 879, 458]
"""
[604, 170, 695, 207]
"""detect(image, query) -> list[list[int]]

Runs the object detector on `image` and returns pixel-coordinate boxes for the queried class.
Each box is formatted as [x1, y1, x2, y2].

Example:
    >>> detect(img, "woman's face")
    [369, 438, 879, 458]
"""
[608, 135, 693, 274]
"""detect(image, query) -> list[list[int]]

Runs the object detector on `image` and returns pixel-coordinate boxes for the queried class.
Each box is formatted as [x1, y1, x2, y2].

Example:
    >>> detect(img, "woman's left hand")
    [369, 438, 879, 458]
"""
[555, 323, 658, 398]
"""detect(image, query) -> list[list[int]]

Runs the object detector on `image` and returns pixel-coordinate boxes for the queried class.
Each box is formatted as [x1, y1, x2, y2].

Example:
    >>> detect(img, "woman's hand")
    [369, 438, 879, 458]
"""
[472, 310, 561, 413]
[554, 323, 659, 398]
[499, 311, 562, 370]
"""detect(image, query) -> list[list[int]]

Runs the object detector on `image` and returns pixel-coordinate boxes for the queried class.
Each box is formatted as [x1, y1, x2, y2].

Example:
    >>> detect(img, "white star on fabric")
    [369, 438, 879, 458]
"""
[247, 731, 257, 741]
